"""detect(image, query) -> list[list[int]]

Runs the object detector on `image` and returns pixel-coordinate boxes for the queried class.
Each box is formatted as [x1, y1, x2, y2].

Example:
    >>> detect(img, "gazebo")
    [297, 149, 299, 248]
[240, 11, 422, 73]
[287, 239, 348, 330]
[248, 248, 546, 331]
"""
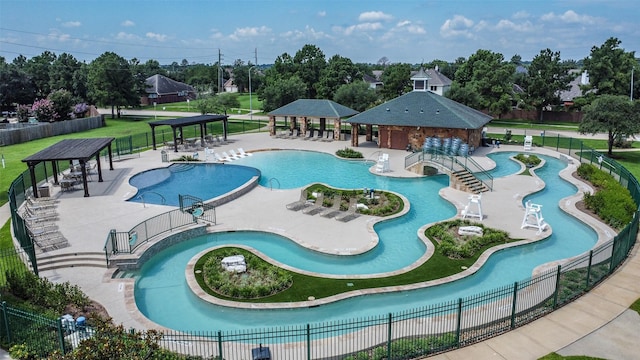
[21, 138, 115, 198]
[346, 69, 493, 150]
[149, 114, 228, 152]
[267, 99, 359, 140]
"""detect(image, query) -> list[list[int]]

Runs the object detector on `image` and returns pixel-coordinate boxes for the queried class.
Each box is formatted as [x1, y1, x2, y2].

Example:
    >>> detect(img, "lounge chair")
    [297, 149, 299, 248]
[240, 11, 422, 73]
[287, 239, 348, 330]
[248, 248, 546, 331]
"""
[320, 196, 343, 218]
[229, 149, 243, 158]
[23, 204, 57, 218]
[214, 152, 227, 162]
[302, 193, 326, 215]
[286, 190, 313, 211]
[335, 198, 360, 222]
[221, 151, 236, 161]
[26, 196, 57, 210]
[238, 148, 252, 157]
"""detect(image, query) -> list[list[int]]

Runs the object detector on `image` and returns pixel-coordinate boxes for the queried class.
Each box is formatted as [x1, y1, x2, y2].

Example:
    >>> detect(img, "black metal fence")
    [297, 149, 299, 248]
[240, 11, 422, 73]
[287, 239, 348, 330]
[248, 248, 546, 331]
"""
[2, 131, 639, 359]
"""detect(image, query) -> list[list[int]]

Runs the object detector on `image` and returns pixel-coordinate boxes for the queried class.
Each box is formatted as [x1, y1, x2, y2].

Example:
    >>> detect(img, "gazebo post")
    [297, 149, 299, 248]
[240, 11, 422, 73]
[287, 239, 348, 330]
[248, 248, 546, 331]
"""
[28, 164, 38, 198]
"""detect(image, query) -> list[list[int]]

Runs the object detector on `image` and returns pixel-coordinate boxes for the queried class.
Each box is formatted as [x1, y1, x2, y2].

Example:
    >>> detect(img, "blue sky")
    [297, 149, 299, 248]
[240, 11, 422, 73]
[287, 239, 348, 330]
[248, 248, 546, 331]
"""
[0, 0, 638, 65]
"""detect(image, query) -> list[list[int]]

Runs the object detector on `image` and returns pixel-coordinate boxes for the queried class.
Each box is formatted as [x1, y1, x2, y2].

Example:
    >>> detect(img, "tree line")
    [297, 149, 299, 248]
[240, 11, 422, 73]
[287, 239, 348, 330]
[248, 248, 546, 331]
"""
[0, 37, 637, 124]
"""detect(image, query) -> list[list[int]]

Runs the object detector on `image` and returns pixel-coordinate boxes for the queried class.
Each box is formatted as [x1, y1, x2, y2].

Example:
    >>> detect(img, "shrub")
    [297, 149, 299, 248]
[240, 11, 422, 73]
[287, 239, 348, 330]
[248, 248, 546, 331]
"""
[31, 99, 57, 122]
[578, 163, 635, 229]
[73, 103, 89, 118]
[47, 89, 75, 121]
[336, 147, 363, 159]
[16, 104, 31, 122]
[514, 153, 541, 167]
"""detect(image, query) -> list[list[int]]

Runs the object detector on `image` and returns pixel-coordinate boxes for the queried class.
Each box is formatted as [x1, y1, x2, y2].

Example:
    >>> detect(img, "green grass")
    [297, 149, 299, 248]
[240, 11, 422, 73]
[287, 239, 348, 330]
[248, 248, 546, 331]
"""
[139, 94, 264, 114]
[489, 119, 580, 131]
[538, 354, 606, 360]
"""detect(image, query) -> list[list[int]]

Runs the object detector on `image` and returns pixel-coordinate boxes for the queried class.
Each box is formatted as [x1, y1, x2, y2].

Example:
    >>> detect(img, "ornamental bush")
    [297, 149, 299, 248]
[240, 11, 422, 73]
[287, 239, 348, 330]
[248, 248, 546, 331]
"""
[336, 147, 363, 159]
[31, 99, 57, 122]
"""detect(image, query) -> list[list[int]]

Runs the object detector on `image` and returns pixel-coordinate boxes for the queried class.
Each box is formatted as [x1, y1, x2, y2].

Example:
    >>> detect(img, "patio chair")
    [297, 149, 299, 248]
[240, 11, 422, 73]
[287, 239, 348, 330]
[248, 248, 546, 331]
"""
[320, 196, 343, 218]
[229, 149, 244, 158]
[221, 151, 236, 161]
[238, 148, 252, 156]
[303, 193, 326, 215]
[286, 190, 313, 211]
[335, 198, 361, 222]
[26, 196, 57, 210]
[23, 204, 57, 218]
[213, 152, 227, 162]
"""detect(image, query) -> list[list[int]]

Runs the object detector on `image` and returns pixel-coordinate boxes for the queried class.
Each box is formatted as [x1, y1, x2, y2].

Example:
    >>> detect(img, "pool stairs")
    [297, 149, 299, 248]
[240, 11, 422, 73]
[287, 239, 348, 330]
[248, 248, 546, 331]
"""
[36, 251, 107, 271]
[451, 169, 490, 194]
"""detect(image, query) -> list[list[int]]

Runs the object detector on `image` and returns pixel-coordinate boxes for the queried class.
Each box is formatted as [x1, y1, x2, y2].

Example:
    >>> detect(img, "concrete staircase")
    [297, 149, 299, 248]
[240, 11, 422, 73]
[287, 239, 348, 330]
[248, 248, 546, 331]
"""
[451, 169, 489, 194]
[37, 251, 107, 272]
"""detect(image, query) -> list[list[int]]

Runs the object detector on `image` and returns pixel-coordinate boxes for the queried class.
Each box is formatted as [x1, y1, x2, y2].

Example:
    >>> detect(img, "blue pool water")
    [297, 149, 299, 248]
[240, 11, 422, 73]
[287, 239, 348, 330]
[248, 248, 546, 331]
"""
[127, 163, 260, 206]
[134, 151, 597, 331]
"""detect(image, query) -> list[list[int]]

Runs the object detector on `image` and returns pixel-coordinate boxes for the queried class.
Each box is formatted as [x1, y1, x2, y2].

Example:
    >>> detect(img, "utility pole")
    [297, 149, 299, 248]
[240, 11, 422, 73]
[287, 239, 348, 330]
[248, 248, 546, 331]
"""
[631, 67, 634, 101]
[254, 48, 258, 67]
[218, 49, 223, 94]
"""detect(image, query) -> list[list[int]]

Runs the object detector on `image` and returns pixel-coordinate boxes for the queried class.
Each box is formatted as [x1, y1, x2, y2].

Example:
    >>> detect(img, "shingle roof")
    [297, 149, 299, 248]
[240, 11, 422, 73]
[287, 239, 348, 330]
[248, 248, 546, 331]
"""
[145, 74, 195, 95]
[268, 99, 359, 118]
[345, 91, 492, 129]
[425, 69, 452, 87]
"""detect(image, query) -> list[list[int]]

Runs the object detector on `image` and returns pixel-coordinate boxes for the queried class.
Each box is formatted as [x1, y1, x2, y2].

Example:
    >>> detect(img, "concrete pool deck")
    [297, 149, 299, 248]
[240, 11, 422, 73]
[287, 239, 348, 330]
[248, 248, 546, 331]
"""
[6, 131, 640, 359]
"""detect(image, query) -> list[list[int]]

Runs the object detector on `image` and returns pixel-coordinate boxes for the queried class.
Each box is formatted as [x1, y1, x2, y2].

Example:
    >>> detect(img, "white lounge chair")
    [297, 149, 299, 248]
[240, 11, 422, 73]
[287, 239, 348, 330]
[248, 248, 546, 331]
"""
[221, 151, 235, 161]
[229, 149, 243, 158]
[214, 153, 227, 162]
[238, 148, 252, 156]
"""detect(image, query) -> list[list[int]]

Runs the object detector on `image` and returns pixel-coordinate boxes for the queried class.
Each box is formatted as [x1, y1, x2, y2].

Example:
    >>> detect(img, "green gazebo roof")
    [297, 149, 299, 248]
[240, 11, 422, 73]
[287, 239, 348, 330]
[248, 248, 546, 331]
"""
[268, 99, 359, 118]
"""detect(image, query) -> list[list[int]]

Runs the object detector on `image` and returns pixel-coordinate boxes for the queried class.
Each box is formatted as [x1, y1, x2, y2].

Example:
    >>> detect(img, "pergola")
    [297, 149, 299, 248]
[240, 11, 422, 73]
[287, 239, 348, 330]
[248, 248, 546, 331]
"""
[22, 138, 115, 198]
[148, 114, 229, 152]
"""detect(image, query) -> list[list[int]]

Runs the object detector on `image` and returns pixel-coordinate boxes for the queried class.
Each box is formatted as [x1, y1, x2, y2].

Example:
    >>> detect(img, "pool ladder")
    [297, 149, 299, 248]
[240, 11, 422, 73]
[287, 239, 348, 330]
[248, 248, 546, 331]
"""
[268, 178, 280, 191]
[138, 191, 167, 207]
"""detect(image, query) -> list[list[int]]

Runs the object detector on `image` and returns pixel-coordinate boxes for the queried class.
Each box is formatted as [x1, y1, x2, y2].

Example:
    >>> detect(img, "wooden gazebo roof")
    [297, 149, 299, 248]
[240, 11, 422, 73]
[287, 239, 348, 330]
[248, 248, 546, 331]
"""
[22, 138, 115, 197]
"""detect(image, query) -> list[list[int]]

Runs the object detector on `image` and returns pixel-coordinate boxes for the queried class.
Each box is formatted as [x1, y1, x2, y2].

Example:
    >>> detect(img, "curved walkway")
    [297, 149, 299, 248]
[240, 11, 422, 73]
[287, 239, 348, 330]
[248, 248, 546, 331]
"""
[4, 131, 640, 359]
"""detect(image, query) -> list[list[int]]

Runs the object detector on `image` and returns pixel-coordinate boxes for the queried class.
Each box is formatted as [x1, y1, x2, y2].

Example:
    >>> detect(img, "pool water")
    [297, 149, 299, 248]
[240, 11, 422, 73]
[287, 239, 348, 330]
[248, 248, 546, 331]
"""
[134, 151, 597, 331]
[127, 163, 260, 206]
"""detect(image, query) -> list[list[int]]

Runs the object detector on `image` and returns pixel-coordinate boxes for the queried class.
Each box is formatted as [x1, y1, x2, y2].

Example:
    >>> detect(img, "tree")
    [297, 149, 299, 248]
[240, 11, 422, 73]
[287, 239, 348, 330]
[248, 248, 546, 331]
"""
[333, 81, 379, 112]
[379, 63, 411, 101]
[316, 55, 360, 99]
[197, 93, 240, 115]
[0, 58, 35, 108]
[87, 52, 138, 118]
[582, 37, 636, 97]
[259, 76, 307, 112]
[579, 95, 640, 156]
[524, 48, 572, 121]
[47, 89, 75, 121]
[24, 50, 57, 98]
[449, 49, 514, 116]
[49, 53, 83, 99]
[293, 44, 326, 98]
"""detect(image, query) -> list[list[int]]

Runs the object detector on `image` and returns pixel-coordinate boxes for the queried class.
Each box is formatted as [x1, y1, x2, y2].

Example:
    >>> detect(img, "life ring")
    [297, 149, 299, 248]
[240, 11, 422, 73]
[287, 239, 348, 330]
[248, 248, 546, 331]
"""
[191, 207, 204, 217]
[129, 231, 138, 246]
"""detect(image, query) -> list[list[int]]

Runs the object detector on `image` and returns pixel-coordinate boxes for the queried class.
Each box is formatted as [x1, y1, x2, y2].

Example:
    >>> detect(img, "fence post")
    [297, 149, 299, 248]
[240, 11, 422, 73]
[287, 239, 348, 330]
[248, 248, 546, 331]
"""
[552, 265, 562, 309]
[56, 317, 66, 355]
[609, 236, 618, 275]
[217, 331, 223, 360]
[586, 250, 593, 289]
[306, 323, 311, 360]
[2, 301, 10, 343]
[455, 298, 462, 348]
[556, 134, 560, 152]
[387, 313, 392, 359]
[510, 282, 518, 329]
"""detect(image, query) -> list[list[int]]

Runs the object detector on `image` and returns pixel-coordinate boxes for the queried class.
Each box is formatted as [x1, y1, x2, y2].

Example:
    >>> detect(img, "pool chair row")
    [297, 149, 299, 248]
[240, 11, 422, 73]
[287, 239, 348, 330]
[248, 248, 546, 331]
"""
[20, 198, 69, 252]
[286, 192, 361, 222]
[212, 148, 252, 162]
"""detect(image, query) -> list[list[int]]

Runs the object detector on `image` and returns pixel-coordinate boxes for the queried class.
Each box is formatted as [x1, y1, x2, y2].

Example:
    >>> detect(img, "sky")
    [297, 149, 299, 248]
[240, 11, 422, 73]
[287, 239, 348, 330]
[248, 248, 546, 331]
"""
[0, 0, 638, 66]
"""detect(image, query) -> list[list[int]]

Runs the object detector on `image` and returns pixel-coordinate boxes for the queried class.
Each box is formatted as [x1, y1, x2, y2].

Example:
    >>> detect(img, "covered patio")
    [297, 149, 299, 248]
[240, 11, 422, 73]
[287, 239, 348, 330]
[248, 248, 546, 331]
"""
[21, 138, 115, 198]
[267, 99, 358, 140]
[149, 114, 229, 152]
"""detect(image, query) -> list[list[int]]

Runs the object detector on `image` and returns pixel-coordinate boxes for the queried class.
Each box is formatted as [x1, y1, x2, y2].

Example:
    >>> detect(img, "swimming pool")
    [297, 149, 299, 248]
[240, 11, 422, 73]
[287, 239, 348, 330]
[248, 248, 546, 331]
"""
[134, 151, 597, 331]
[127, 163, 260, 206]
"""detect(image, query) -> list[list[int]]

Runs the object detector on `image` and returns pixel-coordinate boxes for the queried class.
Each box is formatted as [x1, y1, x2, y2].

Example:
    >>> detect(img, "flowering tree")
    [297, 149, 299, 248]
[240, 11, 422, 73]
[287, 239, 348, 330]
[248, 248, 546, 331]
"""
[31, 98, 58, 122]
[47, 89, 74, 120]
[73, 102, 89, 118]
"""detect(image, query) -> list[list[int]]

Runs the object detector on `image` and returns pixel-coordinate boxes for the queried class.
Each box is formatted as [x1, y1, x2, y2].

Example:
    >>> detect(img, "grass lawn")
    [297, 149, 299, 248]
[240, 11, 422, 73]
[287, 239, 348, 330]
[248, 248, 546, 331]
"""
[489, 119, 580, 131]
[139, 94, 264, 115]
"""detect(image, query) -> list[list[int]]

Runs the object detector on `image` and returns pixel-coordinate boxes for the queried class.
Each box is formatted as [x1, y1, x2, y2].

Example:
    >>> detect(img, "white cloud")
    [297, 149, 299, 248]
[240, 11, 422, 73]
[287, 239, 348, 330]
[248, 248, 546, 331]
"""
[396, 20, 426, 34]
[116, 32, 140, 41]
[541, 10, 597, 25]
[62, 21, 81, 28]
[146, 32, 168, 42]
[281, 26, 330, 42]
[342, 22, 383, 36]
[440, 15, 475, 39]
[318, 11, 326, 17]
[495, 19, 535, 32]
[397, 20, 411, 27]
[512, 11, 530, 20]
[229, 26, 272, 41]
[358, 11, 393, 22]
[121, 20, 135, 27]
